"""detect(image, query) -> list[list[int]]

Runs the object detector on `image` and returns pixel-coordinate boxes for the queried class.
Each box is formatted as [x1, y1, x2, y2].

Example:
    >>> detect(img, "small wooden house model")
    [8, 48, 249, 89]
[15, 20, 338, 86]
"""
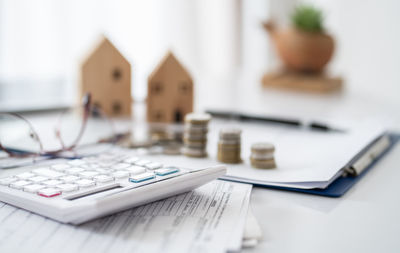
[147, 52, 193, 123]
[80, 36, 132, 116]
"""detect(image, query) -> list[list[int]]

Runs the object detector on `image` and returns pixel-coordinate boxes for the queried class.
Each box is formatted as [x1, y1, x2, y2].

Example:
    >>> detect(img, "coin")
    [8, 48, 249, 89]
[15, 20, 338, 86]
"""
[219, 128, 242, 140]
[184, 113, 212, 124]
[182, 113, 210, 158]
[183, 132, 208, 141]
[217, 128, 242, 164]
[250, 153, 274, 160]
[250, 157, 276, 169]
[251, 142, 275, 153]
[162, 142, 182, 155]
[184, 124, 209, 132]
[182, 147, 208, 158]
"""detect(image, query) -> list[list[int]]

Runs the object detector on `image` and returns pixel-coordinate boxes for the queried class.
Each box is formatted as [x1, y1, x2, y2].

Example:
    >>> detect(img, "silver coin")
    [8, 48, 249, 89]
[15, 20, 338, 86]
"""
[251, 142, 275, 153]
[219, 128, 242, 140]
[184, 113, 212, 124]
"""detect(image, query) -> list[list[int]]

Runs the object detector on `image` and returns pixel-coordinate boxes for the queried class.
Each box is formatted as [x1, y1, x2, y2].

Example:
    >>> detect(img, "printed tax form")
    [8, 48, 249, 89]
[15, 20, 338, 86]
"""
[0, 180, 252, 253]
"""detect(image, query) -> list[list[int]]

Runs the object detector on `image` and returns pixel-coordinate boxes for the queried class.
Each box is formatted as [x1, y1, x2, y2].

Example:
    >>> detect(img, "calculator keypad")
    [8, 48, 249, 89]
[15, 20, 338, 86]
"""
[0, 153, 182, 199]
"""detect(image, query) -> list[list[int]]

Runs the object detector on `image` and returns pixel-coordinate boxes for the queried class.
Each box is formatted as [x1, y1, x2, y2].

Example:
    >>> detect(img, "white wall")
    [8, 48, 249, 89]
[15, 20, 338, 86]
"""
[1, 0, 399, 108]
[299, 0, 400, 104]
[0, 0, 244, 103]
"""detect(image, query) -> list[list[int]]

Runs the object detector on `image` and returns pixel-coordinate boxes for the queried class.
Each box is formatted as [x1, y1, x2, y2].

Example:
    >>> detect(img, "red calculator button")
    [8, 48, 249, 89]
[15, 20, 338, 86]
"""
[38, 188, 61, 198]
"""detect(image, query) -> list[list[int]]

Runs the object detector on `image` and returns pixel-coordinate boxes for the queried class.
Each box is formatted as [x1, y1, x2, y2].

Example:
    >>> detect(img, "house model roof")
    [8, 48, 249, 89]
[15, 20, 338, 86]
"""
[81, 36, 129, 68]
[148, 51, 191, 82]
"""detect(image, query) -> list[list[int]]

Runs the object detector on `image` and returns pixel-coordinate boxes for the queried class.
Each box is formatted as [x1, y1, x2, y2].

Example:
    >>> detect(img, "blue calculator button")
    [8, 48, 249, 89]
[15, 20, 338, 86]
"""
[155, 167, 179, 176]
[129, 172, 155, 183]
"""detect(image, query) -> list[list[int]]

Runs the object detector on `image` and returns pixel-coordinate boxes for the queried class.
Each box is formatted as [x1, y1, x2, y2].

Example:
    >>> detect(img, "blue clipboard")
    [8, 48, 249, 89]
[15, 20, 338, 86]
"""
[249, 133, 399, 197]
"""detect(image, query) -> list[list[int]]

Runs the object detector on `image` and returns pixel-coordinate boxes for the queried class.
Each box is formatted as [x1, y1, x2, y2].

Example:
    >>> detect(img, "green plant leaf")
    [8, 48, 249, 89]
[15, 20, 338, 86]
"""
[291, 5, 324, 33]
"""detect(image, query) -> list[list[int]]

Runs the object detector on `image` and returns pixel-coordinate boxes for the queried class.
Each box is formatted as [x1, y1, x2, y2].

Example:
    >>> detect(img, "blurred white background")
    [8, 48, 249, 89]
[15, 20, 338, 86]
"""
[0, 0, 244, 104]
[0, 0, 399, 115]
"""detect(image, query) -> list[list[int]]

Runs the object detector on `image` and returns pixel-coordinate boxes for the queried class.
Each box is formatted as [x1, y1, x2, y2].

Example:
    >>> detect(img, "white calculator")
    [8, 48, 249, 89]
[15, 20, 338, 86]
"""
[0, 150, 226, 224]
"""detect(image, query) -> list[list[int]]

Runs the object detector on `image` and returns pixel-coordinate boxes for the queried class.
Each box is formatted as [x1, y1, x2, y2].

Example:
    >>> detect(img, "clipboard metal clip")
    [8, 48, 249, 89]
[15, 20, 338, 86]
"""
[344, 135, 391, 177]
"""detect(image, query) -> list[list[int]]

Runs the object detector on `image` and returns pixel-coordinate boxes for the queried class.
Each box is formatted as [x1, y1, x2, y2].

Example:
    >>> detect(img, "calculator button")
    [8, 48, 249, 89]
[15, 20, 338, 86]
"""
[65, 167, 85, 175]
[112, 163, 130, 170]
[16, 172, 36, 179]
[78, 171, 100, 179]
[88, 164, 100, 169]
[93, 175, 114, 183]
[83, 156, 99, 162]
[33, 168, 65, 178]
[79, 164, 92, 169]
[145, 162, 163, 170]
[135, 160, 151, 166]
[112, 171, 130, 179]
[29, 176, 49, 183]
[51, 164, 70, 171]
[23, 184, 46, 193]
[98, 162, 115, 168]
[38, 188, 61, 198]
[68, 159, 86, 166]
[57, 183, 79, 192]
[125, 166, 146, 175]
[97, 153, 114, 160]
[0, 177, 18, 186]
[95, 168, 112, 174]
[75, 179, 96, 188]
[42, 180, 63, 186]
[124, 157, 139, 164]
[10, 180, 31, 189]
[129, 172, 155, 183]
[59, 175, 80, 183]
[155, 167, 179, 176]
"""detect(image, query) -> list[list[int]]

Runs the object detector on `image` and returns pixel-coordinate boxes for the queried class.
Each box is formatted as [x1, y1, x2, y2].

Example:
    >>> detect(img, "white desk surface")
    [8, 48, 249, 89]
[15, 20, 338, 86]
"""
[2, 1, 400, 250]
[245, 143, 400, 252]
[193, 73, 400, 253]
[1, 73, 399, 253]
[193, 69, 400, 252]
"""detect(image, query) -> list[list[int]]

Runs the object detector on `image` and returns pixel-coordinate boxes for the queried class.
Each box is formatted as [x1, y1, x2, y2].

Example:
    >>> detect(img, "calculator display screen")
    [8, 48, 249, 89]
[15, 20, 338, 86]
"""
[66, 185, 123, 201]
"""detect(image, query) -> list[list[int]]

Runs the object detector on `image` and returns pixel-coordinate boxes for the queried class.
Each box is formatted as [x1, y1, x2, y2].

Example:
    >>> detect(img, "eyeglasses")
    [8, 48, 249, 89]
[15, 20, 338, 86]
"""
[0, 93, 117, 162]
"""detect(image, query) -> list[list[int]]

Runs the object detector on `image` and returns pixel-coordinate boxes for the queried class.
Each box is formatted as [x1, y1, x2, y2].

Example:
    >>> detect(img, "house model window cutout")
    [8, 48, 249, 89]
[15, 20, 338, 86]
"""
[80, 36, 132, 116]
[147, 51, 193, 123]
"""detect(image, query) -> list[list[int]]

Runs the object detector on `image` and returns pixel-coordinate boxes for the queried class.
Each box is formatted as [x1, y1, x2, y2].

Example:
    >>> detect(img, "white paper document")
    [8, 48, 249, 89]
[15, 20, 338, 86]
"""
[0, 180, 252, 253]
[140, 119, 385, 189]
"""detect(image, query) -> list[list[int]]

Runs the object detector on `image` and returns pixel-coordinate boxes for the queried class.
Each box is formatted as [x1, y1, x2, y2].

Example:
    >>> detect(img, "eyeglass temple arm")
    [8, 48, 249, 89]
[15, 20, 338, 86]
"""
[0, 113, 44, 156]
[53, 93, 91, 152]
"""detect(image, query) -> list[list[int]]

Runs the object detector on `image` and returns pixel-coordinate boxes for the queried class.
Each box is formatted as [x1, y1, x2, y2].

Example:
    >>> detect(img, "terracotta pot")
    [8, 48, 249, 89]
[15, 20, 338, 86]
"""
[263, 21, 334, 72]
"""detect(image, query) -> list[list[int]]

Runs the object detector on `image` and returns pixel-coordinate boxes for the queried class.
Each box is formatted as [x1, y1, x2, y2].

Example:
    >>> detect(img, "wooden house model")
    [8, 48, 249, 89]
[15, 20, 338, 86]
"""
[80, 36, 132, 116]
[147, 52, 193, 123]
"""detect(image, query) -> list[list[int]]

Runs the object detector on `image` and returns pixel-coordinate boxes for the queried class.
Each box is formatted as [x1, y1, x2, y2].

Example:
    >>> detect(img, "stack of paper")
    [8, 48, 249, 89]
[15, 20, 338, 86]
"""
[0, 180, 253, 253]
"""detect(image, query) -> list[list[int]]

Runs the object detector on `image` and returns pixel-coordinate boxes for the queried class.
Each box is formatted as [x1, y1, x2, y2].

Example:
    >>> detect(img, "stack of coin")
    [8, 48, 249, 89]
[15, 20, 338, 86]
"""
[250, 142, 276, 169]
[182, 113, 211, 157]
[149, 124, 169, 143]
[217, 128, 242, 163]
[162, 141, 182, 155]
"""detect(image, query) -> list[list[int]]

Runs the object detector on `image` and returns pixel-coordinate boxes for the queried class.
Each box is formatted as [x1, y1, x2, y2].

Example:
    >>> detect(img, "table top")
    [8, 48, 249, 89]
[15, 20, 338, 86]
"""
[193, 72, 400, 252]
[1, 69, 400, 253]
[245, 142, 400, 252]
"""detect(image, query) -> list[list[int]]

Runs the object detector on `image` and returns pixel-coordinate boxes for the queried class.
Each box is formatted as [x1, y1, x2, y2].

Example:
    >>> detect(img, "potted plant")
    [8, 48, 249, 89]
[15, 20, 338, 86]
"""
[264, 5, 334, 73]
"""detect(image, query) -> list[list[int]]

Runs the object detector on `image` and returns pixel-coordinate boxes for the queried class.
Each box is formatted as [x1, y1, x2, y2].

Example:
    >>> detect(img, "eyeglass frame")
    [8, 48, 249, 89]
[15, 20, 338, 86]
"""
[0, 93, 116, 158]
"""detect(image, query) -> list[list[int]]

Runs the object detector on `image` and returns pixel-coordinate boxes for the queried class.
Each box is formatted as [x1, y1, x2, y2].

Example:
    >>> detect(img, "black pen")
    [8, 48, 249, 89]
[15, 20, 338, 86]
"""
[205, 109, 344, 132]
